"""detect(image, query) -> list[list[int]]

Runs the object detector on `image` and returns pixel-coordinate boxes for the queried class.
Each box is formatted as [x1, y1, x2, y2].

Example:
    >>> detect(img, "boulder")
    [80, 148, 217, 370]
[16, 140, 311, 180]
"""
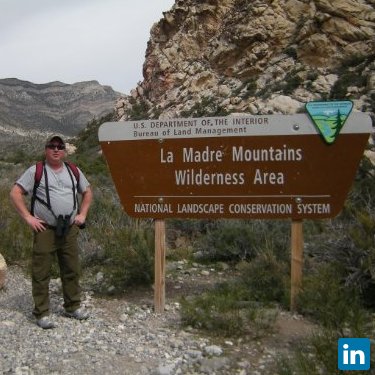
[0, 253, 7, 289]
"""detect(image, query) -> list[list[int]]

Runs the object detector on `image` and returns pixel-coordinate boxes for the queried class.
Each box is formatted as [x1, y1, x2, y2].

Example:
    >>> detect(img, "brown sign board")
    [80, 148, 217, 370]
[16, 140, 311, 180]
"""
[98, 113, 372, 219]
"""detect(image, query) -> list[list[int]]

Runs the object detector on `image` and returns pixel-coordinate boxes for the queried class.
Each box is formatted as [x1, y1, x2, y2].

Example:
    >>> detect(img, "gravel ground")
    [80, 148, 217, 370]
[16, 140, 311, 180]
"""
[0, 266, 256, 375]
[1, 266, 313, 375]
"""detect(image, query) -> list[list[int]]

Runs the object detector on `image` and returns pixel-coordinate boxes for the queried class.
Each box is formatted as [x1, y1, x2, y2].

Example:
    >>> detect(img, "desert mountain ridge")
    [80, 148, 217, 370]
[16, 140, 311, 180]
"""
[0, 78, 123, 150]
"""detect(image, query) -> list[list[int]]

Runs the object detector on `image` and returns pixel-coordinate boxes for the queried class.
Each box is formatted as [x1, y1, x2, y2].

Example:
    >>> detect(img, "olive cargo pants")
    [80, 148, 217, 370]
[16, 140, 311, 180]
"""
[32, 226, 81, 319]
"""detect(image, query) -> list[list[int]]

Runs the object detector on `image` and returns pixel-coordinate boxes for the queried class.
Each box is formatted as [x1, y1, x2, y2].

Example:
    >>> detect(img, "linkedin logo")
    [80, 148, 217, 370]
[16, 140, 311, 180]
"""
[338, 338, 370, 370]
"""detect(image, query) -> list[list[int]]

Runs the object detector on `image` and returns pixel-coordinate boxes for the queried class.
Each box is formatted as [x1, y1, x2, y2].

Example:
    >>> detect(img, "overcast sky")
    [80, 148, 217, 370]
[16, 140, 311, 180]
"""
[0, 0, 175, 93]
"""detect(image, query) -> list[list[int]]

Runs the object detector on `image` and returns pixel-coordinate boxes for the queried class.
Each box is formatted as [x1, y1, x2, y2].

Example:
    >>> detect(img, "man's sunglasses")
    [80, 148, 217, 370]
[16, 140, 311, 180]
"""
[46, 143, 65, 150]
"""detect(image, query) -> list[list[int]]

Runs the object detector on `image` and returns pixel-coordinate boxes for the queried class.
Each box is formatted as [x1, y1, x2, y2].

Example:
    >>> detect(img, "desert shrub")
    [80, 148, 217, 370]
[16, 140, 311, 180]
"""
[70, 113, 114, 177]
[337, 212, 375, 308]
[330, 72, 367, 99]
[180, 96, 228, 117]
[99, 227, 154, 289]
[168, 218, 215, 238]
[180, 281, 278, 337]
[329, 54, 373, 100]
[195, 221, 259, 261]
[180, 285, 243, 335]
[284, 46, 297, 59]
[75, 112, 114, 151]
[346, 156, 375, 211]
[0, 185, 33, 264]
[180, 241, 287, 337]
[284, 72, 303, 94]
[127, 98, 150, 120]
[194, 219, 290, 262]
[73, 154, 108, 177]
[309, 217, 375, 304]
[303, 156, 375, 307]
[238, 248, 289, 305]
[297, 263, 371, 334]
[241, 78, 258, 99]
[304, 224, 375, 308]
[81, 185, 155, 290]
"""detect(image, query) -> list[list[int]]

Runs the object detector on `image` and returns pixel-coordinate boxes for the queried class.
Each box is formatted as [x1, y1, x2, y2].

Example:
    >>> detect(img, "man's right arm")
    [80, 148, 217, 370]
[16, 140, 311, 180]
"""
[10, 184, 46, 232]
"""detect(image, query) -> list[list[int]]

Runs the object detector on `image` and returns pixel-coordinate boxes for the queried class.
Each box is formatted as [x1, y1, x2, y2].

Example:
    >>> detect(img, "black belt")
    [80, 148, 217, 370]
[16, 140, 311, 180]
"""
[46, 224, 82, 230]
[46, 224, 73, 230]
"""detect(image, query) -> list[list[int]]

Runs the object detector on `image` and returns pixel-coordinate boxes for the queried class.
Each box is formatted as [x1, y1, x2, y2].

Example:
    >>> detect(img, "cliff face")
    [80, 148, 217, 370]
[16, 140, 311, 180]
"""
[116, 0, 375, 120]
[0, 78, 122, 137]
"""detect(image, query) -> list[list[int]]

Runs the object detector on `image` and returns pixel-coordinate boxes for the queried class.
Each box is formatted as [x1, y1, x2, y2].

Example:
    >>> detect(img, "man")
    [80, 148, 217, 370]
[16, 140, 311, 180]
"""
[10, 135, 93, 329]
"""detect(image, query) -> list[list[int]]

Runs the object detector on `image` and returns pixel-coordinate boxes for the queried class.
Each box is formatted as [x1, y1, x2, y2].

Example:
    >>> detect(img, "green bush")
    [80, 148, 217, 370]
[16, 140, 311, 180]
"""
[180, 281, 278, 337]
[180, 96, 228, 117]
[297, 263, 371, 334]
[81, 186, 155, 290]
[180, 286, 243, 335]
[74, 112, 114, 152]
[284, 73, 303, 95]
[238, 248, 289, 305]
[303, 156, 375, 307]
[127, 98, 150, 120]
[329, 54, 374, 100]
[100, 227, 154, 288]
[330, 73, 367, 99]
[0, 186, 33, 264]
[179, 241, 286, 337]
[194, 219, 290, 262]
[195, 221, 259, 261]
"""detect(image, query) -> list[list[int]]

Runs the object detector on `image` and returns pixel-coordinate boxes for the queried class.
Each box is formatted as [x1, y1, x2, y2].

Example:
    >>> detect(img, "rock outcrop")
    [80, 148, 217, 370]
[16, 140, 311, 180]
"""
[116, 0, 375, 121]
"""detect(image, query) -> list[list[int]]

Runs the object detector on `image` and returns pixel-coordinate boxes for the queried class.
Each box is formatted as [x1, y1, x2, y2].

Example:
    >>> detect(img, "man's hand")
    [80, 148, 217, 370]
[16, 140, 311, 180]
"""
[25, 215, 46, 232]
[74, 186, 93, 228]
[10, 184, 46, 232]
[74, 213, 86, 227]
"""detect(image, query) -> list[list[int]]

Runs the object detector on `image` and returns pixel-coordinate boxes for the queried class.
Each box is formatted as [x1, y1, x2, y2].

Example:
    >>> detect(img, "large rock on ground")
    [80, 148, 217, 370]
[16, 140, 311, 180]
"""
[0, 253, 7, 289]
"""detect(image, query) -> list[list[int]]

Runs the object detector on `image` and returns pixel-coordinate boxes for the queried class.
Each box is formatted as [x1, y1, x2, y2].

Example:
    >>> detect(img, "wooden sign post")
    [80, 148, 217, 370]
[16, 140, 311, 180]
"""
[290, 220, 304, 310]
[98, 109, 371, 313]
[154, 219, 166, 312]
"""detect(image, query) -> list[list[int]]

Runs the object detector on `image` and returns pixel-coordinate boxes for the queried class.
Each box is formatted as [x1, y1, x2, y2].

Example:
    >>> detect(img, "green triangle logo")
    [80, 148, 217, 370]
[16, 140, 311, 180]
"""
[306, 100, 353, 144]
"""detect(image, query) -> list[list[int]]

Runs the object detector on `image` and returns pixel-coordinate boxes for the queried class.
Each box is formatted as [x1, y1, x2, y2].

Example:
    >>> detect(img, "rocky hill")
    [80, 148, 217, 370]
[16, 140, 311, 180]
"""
[0, 78, 122, 150]
[116, 0, 375, 122]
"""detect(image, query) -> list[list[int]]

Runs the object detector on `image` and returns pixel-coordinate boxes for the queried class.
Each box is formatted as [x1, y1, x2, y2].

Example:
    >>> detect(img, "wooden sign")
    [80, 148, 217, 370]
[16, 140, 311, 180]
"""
[98, 113, 371, 220]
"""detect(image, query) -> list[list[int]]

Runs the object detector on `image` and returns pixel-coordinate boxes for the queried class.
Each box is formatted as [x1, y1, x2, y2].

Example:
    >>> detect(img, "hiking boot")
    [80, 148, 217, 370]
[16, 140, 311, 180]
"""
[36, 316, 56, 329]
[64, 307, 89, 320]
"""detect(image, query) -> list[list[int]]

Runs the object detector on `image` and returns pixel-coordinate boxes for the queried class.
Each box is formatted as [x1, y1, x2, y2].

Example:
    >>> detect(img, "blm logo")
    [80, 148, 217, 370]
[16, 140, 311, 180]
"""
[306, 100, 353, 145]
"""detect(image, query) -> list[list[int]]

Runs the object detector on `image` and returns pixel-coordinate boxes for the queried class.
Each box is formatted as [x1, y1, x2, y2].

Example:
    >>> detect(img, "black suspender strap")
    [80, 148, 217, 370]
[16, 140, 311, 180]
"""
[43, 163, 52, 210]
[65, 162, 78, 211]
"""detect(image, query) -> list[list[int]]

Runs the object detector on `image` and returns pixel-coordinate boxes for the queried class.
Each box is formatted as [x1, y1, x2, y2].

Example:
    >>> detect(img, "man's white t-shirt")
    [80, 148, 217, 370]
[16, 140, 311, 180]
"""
[16, 162, 90, 226]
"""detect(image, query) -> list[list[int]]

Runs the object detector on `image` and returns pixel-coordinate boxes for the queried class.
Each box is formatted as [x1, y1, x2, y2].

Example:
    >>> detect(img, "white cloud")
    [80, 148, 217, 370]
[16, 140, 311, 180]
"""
[0, 0, 174, 93]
